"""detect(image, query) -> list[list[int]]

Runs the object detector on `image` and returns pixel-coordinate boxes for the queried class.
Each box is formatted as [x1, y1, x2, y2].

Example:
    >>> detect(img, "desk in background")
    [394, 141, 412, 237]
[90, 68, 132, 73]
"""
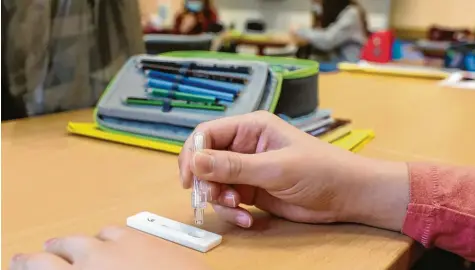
[220, 32, 306, 56]
[3, 74, 475, 269]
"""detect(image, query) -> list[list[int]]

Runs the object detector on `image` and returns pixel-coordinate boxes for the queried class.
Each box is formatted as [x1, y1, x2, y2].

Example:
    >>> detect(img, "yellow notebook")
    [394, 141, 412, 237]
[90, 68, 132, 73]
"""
[331, 129, 375, 152]
[338, 62, 450, 79]
[67, 122, 182, 154]
[67, 122, 375, 154]
[318, 125, 352, 143]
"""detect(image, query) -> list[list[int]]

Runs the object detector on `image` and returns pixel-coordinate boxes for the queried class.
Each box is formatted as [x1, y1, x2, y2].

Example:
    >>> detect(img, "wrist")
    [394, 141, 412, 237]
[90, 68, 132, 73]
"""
[339, 158, 410, 231]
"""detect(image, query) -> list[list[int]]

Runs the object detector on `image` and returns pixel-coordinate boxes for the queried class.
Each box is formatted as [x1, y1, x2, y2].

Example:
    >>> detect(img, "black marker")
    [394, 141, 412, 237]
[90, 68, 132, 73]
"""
[137, 62, 248, 85]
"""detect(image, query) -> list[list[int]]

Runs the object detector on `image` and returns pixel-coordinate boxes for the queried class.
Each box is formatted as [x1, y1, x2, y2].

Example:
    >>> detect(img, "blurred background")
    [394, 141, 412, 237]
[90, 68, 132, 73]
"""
[2, 0, 474, 121]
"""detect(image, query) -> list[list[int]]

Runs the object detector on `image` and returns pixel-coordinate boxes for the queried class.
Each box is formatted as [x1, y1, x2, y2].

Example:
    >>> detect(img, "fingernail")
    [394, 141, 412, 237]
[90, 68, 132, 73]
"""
[225, 194, 236, 207]
[44, 238, 57, 248]
[193, 152, 214, 174]
[236, 214, 251, 228]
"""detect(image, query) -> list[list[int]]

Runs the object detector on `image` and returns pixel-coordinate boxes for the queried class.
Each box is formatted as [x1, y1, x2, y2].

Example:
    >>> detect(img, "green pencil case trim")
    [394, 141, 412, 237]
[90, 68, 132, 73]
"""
[161, 51, 319, 80]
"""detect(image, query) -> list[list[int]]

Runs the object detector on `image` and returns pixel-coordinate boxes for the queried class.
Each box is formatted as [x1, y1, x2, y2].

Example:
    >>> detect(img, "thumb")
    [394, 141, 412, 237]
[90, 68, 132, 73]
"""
[191, 149, 282, 188]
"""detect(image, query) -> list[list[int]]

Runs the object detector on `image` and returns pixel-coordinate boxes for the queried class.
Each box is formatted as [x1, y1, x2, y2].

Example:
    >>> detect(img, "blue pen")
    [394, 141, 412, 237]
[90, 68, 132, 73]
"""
[146, 70, 242, 95]
[147, 78, 235, 102]
[217, 100, 233, 107]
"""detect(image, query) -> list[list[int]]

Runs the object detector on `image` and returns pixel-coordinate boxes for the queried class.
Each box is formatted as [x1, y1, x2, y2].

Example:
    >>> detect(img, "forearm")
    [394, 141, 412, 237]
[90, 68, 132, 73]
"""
[341, 160, 475, 261]
[295, 29, 333, 51]
[341, 158, 410, 231]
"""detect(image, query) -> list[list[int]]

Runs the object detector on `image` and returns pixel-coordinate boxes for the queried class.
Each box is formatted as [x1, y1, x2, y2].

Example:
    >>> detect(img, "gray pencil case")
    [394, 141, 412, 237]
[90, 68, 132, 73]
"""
[95, 55, 283, 142]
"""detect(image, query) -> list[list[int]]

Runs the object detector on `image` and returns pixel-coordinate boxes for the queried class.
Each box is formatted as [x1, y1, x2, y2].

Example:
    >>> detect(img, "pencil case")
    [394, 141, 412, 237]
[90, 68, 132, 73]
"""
[143, 34, 214, 55]
[161, 51, 320, 118]
[444, 42, 475, 71]
[95, 55, 283, 142]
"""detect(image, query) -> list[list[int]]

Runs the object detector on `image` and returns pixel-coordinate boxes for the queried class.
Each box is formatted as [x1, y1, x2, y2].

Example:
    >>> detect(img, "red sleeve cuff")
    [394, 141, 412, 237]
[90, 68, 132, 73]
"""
[402, 163, 475, 261]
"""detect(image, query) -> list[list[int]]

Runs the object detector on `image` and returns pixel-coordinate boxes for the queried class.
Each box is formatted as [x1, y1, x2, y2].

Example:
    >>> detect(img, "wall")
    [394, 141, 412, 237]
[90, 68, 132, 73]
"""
[139, 0, 183, 25]
[391, 0, 475, 29]
[215, 0, 392, 32]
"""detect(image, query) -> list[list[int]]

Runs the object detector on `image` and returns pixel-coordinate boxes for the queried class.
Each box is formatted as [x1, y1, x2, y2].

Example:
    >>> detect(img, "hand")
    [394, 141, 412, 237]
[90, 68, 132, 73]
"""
[180, 14, 198, 34]
[10, 226, 209, 270]
[289, 24, 301, 35]
[178, 111, 409, 231]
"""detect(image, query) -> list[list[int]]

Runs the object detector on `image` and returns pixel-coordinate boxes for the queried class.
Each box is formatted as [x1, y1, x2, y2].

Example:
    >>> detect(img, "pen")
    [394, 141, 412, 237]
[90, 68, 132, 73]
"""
[124, 97, 226, 111]
[147, 78, 235, 102]
[137, 62, 248, 84]
[145, 88, 217, 103]
[145, 70, 242, 95]
[139, 59, 252, 74]
[191, 132, 207, 225]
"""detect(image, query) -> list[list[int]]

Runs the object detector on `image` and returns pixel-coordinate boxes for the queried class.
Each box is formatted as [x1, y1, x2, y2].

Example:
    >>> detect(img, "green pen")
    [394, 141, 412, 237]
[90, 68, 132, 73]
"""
[145, 88, 216, 103]
[124, 97, 226, 112]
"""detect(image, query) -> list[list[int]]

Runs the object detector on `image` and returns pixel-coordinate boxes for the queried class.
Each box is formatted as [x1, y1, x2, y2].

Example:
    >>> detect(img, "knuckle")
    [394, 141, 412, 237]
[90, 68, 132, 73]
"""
[254, 110, 272, 118]
[226, 152, 243, 180]
[194, 122, 209, 133]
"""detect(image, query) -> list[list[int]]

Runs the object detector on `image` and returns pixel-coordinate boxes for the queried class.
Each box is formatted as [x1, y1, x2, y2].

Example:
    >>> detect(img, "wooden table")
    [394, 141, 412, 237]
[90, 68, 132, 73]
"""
[3, 73, 475, 269]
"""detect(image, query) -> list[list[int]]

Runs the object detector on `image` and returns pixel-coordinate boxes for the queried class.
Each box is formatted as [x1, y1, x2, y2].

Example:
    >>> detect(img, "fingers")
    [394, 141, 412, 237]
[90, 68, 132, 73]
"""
[178, 111, 278, 189]
[191, 149, 282, 188]
[43, 235, 102, 263]
[203, 180, 220, 202]
[215, 185, 240, 207]
[203, 181, 241, 207]
[196, 111, 275, 151]
[212, 204, 253, 228]
[96, 226, 130, 242]
[10, 253, 71, 270]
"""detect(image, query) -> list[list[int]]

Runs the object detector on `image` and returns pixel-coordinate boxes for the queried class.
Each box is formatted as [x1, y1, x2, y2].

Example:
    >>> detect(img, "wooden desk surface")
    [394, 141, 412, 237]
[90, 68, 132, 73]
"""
[3, 73, 475, 270]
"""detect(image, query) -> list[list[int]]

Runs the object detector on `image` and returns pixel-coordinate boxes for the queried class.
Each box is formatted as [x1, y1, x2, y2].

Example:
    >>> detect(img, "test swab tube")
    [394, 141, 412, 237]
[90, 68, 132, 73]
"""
[192, 132, 207, 225]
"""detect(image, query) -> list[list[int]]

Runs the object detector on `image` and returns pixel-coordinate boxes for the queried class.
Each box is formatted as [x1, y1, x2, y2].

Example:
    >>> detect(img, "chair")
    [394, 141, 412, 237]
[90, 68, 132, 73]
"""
[143, 34, 214, 55]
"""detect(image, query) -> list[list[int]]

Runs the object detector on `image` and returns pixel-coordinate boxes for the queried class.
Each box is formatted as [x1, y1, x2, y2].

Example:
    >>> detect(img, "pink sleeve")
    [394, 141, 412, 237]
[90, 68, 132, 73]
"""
[403, 163, 475, 261]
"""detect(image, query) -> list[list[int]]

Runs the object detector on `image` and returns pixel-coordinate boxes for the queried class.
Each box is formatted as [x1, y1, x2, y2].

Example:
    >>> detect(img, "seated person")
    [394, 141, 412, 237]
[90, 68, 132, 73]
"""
[311, 0, 323, 29]
[174, 0, 219, 35]
[293, 0, 369, 62]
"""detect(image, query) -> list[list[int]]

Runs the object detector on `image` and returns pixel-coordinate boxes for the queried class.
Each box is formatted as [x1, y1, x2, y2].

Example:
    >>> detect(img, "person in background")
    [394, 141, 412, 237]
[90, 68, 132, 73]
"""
[174, 0, 219, 35]
[293, 0, 369, 62]
[4, 0, 144, 117]
[311, 0, 323, 29]
[9, 112, 474, 270]
[2, 0, 27, 121]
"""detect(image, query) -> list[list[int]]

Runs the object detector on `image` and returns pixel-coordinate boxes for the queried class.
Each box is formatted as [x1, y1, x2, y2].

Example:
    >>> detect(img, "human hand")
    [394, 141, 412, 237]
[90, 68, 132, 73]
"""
[10, 226, 209, 270]
[288, 27, 307, 45]
[180, 14, 198, 34]
[178, 111, 410, 231]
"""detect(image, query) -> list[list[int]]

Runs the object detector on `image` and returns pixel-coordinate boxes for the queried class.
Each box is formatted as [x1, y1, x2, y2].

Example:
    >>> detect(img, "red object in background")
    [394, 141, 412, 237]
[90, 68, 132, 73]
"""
[429, 26, 472, 42]
[360, 30, 395, 63]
